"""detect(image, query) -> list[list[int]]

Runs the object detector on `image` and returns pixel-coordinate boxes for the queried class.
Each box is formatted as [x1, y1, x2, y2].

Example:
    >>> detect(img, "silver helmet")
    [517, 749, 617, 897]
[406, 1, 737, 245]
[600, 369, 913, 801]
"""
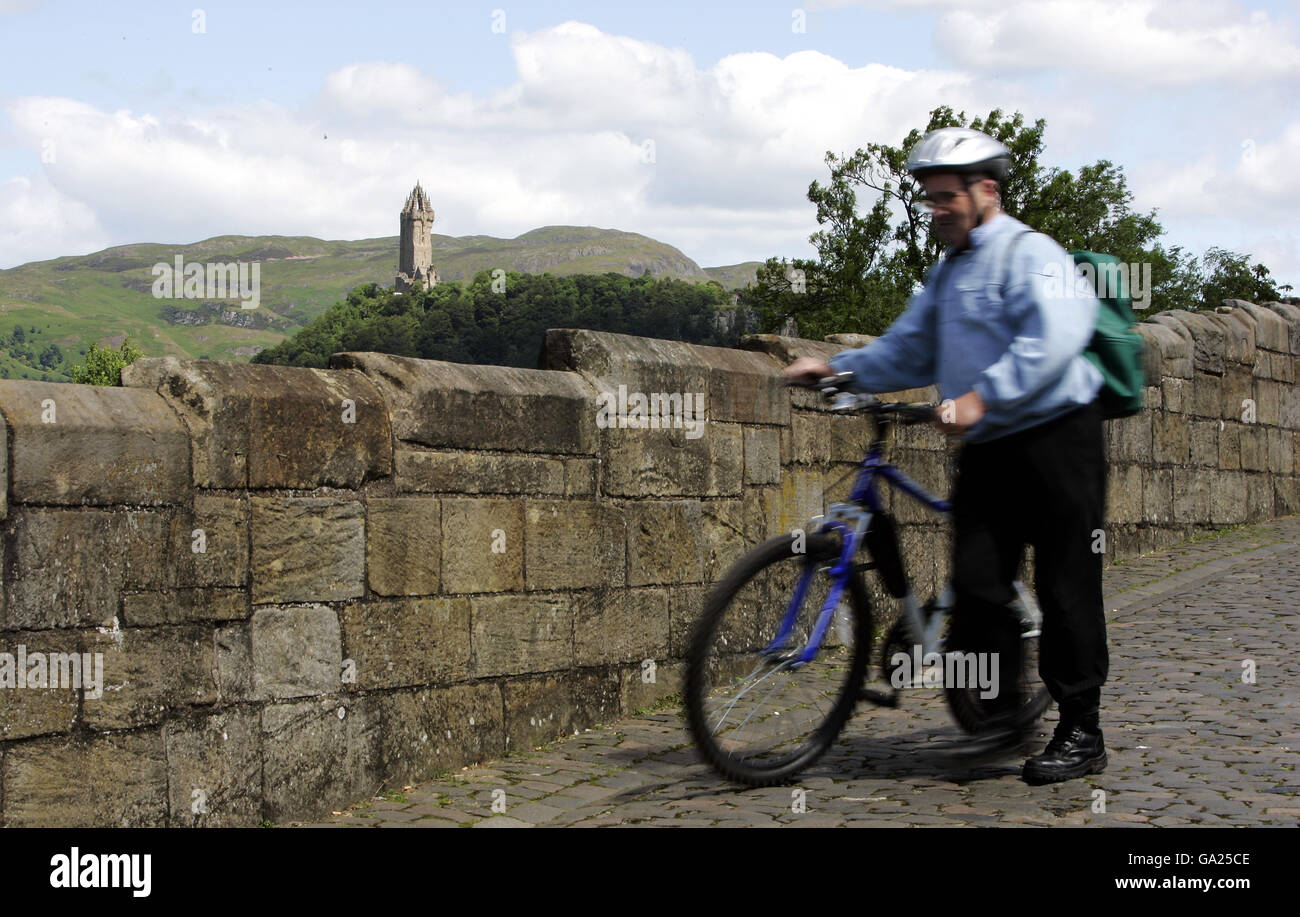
[906, 127, 1010, 182]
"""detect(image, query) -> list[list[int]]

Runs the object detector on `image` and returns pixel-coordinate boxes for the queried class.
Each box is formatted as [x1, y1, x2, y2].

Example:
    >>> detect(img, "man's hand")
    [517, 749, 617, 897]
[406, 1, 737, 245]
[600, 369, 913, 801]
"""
[783, 357, 834, 386]
[933, 390, 986, 435]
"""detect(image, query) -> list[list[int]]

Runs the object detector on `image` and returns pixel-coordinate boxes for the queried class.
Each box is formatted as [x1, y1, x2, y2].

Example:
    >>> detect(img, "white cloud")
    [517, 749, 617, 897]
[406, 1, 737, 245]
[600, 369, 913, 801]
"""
[0, 173, 107, 267]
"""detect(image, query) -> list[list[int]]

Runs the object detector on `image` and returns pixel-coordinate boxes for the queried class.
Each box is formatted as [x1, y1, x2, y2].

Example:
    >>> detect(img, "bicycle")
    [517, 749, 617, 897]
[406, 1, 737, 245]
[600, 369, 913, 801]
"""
[683, 371, 1050, 786]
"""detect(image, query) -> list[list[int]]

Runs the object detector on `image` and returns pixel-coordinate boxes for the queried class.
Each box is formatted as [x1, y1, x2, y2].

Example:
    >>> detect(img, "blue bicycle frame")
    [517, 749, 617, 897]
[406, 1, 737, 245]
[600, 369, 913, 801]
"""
[767, 439, 952, 666]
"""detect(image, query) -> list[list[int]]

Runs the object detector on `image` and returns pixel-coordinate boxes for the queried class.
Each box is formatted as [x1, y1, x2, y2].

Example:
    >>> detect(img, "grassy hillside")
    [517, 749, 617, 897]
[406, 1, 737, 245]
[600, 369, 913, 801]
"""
[0, 227, 753, 380]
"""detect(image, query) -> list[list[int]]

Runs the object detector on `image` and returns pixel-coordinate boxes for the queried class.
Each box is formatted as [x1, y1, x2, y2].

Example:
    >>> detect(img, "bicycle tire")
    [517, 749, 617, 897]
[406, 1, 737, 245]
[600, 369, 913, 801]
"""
[684, 531, 873, 786]
[943, 615, 1050, 733]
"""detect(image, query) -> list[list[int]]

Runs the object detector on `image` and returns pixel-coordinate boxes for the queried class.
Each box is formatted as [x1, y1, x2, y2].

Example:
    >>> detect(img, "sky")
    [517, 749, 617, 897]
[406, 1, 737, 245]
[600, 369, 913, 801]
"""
[1, 0, 1298, 289]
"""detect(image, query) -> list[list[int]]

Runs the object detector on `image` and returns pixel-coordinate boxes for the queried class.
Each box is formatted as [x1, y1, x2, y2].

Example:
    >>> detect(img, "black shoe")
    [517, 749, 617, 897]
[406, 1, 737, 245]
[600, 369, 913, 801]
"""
[1022, 722, 1107, 785]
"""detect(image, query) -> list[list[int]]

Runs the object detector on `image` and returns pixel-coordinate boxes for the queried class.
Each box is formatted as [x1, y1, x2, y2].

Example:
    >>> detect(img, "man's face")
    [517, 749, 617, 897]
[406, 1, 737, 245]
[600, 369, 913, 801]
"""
[921, 173, 996, 248]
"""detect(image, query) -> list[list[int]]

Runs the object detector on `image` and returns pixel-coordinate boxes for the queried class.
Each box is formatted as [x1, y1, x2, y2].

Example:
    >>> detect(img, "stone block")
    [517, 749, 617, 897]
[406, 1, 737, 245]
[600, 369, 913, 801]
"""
[215, 624, 252, 703]
[627, 501, 705, 586]
[502, 669, 622, 752]
[84, 625, 219, 730]
[600, 422, 742, 497]
[1189, 420, 1219, 467]
[573, 587, 669, 666]
[2, 732, 168, 826]
[175, 493, 249, 588]
[394, 449, 565, 495]
[1218, 422, 1241, 469]
[0, 629, 80, 739]
[1239, 425, 1268, 471]
[164, 709, 262, 827]
[122, 588, 246, 626]
[1239, 303, 1290, 351]
[1136, 322, 1192, 380]
[261, 695, 382, 823]
[440, 498, 523, 594]
[791, 412, 831, 464]
[1151, 412, 1190, 465]
[0, 380, 189, 506]
[378, 683, 504, 786]
[250, 497, 364, 604]
[1209, 472, 1248, 525]
[1141, 467, 1172, 525]
[470, 593, 572, 676]
[524, 500, 626, 590]
[341, 597, 470, 690]
[251, 605, 343, 700]
[123, 357, 391, 489]
[743, 427, 781, 484]
[4, 508, 169, 629]
[1267, 428, 1295, 475]
[333, 351, 595, 454]
[1106, 463, 1143, 524]
[367, 497, 440, 596]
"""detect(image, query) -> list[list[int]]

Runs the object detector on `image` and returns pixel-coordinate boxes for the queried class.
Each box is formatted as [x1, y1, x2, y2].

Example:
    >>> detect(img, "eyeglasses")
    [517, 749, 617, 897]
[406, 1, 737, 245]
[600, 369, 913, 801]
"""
[914, 189, 969, 212]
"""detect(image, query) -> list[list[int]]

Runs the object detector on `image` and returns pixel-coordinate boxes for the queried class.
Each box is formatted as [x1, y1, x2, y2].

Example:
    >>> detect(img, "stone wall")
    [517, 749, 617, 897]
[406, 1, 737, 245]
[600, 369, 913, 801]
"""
[0, 299, 1296, 826]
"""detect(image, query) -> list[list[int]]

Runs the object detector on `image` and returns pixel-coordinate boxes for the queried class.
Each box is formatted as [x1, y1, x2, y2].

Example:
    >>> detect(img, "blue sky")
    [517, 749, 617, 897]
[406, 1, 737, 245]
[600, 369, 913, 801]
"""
[2, 0, 1299, 288]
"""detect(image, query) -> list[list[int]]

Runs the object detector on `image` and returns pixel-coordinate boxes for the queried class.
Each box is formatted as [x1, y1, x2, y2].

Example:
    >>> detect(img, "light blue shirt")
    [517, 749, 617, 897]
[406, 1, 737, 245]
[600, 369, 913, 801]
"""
[827, 212, 1103, 443]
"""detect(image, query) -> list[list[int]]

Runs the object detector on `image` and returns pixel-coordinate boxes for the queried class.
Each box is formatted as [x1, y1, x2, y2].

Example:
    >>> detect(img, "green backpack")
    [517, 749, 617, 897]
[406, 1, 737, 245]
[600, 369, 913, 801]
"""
[1068, 249, 1146, 419]
[996, 233, 1146, 418]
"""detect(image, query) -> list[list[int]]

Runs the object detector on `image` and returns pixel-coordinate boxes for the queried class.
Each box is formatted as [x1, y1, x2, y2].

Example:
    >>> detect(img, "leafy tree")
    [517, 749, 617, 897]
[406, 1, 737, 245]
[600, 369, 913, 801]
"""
[740, 106, 1287, 336]
[68, 339, 144, 386]
[1195, 247, 1290, 310]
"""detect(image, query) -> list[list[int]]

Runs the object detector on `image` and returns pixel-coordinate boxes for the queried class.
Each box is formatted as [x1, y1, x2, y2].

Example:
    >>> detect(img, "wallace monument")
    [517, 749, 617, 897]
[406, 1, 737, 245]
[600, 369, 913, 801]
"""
[395, 182, 439, 292]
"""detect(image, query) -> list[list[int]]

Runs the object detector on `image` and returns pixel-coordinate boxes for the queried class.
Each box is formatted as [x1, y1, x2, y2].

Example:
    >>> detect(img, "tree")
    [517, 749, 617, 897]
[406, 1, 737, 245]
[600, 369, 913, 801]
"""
[68, 339, 144, 386]
[740, 106, 1285, 336]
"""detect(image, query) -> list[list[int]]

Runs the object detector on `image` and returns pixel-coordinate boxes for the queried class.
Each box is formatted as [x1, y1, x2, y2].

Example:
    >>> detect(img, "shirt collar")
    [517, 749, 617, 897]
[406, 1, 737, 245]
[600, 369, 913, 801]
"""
[968, 210, 1010, 249]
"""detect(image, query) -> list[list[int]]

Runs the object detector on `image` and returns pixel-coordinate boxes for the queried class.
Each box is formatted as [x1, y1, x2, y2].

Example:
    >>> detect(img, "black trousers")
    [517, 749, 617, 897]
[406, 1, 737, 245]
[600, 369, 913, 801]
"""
[946, 399, 1108, 725]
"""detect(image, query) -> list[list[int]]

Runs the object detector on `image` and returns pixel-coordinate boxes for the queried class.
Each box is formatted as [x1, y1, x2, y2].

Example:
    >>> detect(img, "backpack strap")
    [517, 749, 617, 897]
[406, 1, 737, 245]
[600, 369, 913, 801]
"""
[999, 228, 1036, 294]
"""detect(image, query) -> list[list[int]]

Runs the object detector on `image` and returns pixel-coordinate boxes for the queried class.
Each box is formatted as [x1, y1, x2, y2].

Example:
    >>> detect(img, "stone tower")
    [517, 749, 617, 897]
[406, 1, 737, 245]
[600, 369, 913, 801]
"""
[396, 182, 439, 293]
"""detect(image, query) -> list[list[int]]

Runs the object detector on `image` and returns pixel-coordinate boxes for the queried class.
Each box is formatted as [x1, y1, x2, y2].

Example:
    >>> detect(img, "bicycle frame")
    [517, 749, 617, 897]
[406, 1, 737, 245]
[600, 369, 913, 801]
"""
[768, 436, 1039, 669]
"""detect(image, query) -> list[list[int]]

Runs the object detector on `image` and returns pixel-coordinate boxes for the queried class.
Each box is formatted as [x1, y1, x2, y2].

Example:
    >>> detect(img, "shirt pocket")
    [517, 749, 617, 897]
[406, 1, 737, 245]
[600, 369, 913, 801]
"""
[952, 280, 1006, 322]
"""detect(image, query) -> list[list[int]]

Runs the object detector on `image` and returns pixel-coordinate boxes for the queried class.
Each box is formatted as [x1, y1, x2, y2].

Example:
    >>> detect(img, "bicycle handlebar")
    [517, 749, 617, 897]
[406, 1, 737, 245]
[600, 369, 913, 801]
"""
[785, 370, 936, 424]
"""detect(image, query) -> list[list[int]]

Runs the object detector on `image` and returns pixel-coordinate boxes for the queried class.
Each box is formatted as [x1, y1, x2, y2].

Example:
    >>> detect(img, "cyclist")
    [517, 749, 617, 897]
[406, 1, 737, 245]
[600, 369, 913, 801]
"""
[783, 127, 1109, 785]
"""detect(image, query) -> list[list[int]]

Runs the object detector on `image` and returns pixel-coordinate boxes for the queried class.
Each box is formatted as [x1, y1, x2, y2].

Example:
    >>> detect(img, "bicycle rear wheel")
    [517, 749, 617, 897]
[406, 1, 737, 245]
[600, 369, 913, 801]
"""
[943, 611, 1050, 733]
[684, 531, 872, 786]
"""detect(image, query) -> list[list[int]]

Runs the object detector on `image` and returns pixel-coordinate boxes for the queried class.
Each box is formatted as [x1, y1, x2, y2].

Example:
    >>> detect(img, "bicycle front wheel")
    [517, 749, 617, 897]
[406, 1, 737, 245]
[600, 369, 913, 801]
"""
[684, 531, 872, 786]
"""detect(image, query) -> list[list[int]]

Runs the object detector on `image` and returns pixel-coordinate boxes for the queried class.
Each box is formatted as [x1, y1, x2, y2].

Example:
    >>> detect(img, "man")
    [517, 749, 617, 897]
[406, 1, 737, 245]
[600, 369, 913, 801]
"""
[783, 127, 1109, 785]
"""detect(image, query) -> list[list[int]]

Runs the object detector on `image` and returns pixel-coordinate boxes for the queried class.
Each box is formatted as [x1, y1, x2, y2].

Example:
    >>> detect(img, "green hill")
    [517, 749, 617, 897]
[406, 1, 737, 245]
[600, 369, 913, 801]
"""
[0, 228, 755, 380]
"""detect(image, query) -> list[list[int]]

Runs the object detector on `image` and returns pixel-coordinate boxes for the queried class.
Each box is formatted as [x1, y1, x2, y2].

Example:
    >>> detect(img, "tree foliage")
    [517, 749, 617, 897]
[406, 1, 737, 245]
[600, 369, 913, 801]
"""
[741, 106, 1290, 338]
[253, 272, 751, 370]
[68, 339, 143, 386]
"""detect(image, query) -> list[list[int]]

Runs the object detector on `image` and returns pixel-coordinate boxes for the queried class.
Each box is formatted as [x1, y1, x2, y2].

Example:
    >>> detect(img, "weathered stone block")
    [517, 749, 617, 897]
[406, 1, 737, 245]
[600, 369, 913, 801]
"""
[1209, 472, 1248, 525]
[619, 660, 685, 715]
[667, 584, 709, 659]
[1239, 303, 1290, 351]
[1254, 379, 1281, 426]
[1205, 310, 1256, 366]
[1160, 376, 1186, 414]
[251, 605, 342, 700]
[122, 588, 246, 626]
[1262, 301, 1300, 353]
[1136, 322, 1192, 379]
[502, 669, 622, 752]
[545, 328, 789, 425]
[440, 498, 523, 594]
[1219, 369, 1254, 421]
[470, 593, 572, 676]
[4, 508, 169, 629]
[628, 500, 705, 586]
[1104, 409, 1151, 461]
[0, 629, 80, 739]
[564, 458, 598, 497]
[261, 695, 382, 823]
[1239, 425, 1268, 471]
[1283, 386, 1300, 429]
[164, 709, 262, 827]
[394, 449, 565, 495]
[378, 683, 504, 786]
[573, 587, 669, 666]
[1151, 412, 1190, 465]
[1106, 463, 1143, 524]
[1189, 420, 1219, 467]
[744, 427, 781, 484]
[1190, 373, 1222, 418]
[1141, 467, 1172, 525]
[175, 493, 249, 588]
[1161, 312, 1225, 375]
[250, 497, 365, 604]
[341, 597, 470, 690]
[215, 624, 252, 703]
[1267, 429, 1295, 475]
[791, 412, 831, 464]
[1219, 421, 1241, 469]
[367, 497, 440, 596]
[0, 380, 190, 506]
[333, 351, 596, 455]
[2, 732, 168, 827]
[123, 357, 392, 489]
[81, 626, 216, 729]
[702, 499, 748, 582]
[1170, 468, 1212, 524]
[1245, 473, 1273, 521]
[600, 422, 742, 497]
[524, 500, 626, 590]
[743, 472, 825, 542]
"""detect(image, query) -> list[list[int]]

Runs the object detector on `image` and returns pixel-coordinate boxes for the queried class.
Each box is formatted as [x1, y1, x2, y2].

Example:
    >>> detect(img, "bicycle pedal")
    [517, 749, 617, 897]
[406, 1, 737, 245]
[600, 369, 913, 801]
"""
[858, 688, 899, 708]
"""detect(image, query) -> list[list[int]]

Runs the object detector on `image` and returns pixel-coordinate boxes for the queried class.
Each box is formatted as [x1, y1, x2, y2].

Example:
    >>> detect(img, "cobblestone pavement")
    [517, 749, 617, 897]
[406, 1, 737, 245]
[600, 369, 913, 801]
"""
[297, 517, 1300, 828]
